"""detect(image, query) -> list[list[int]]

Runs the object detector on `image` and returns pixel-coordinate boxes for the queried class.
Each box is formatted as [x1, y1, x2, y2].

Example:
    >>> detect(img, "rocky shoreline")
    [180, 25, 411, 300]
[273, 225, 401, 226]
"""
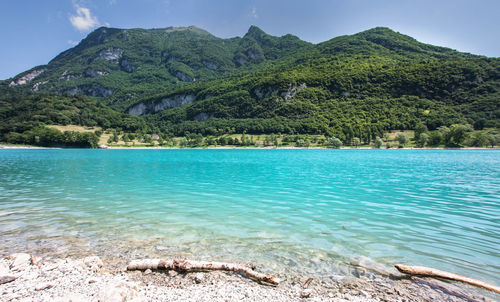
[0, 253, 495, 302]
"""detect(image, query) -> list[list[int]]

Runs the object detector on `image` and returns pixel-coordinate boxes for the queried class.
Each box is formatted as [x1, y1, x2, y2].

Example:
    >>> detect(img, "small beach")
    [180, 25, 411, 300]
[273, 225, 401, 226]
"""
[1, 253, 492, 301]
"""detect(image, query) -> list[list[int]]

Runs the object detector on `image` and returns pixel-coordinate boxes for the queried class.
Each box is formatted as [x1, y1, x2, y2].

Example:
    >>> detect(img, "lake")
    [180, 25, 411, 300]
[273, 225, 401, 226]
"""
[0, 149, 499, 284]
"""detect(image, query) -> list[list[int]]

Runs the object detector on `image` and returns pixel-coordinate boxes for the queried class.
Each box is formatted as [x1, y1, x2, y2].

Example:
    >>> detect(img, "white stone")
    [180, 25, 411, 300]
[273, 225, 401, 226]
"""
[194, 273, 204, 284]
[98, 281, 146, 302]
[300, 288, 312, 298]
[84, 256, 103, 272]
[53, 293, 88, 302]
[9, 253, 31, 271]
[35, 282, 53, 291]
[0, 262, 10, 275]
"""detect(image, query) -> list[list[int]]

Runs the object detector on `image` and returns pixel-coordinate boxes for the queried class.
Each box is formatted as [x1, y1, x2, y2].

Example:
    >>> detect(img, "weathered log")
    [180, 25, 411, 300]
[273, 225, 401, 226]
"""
[395, 264, 500, 294]
[127, 259, 280, 285]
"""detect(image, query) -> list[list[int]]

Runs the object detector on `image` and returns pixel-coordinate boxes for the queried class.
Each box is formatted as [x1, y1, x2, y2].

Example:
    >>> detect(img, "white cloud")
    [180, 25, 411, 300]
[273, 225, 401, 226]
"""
[67, 40, 79, 46]
[69, 5, 100, 31]
[250, 6, 258, 19]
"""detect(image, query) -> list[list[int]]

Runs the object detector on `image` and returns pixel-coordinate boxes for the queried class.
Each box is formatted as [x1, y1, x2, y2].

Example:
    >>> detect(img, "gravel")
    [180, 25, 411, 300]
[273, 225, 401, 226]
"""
[0, 253, 494, 302]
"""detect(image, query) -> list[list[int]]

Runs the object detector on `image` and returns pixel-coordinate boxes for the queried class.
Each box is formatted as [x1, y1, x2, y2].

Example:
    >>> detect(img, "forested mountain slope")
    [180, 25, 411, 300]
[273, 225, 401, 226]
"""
[1, 26, 498, 144]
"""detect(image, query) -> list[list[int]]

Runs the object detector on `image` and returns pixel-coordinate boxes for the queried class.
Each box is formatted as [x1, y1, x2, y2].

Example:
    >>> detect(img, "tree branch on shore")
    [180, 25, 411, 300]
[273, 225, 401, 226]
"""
[395, 264, 500, 294]
[127, 259, 280, 285]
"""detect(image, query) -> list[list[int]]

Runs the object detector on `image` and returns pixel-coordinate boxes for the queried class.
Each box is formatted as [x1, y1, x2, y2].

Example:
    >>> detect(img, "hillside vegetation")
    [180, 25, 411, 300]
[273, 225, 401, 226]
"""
[1, 26, 499, 147]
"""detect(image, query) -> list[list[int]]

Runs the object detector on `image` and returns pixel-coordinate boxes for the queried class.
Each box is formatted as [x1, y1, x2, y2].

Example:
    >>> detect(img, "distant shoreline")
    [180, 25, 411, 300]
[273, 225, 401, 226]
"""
[1, 144, 498, 150]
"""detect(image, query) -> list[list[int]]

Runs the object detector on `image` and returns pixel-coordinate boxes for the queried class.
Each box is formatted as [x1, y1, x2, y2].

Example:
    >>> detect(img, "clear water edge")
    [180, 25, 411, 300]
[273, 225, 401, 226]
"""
[0, 149, 499, 286]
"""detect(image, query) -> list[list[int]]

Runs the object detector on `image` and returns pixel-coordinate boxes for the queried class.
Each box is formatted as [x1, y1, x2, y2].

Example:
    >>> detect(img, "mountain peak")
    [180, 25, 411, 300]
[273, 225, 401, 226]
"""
[245, 25, 267, 38]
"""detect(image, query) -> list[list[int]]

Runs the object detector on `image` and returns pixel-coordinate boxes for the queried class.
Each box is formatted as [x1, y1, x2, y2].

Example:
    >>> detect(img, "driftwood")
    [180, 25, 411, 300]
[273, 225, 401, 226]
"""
[395, 264, 500, 294]
[127, 259, 280, 285]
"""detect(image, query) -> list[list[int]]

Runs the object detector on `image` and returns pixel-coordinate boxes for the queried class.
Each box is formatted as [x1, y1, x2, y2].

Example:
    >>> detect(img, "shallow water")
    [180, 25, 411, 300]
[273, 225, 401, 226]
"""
[0, 149, 499, 284]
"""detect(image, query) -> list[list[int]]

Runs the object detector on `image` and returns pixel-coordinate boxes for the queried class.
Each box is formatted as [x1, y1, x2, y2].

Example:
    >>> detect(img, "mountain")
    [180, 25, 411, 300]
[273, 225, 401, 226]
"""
[1, 26, 499, 146]
[4, 25, 311, 111]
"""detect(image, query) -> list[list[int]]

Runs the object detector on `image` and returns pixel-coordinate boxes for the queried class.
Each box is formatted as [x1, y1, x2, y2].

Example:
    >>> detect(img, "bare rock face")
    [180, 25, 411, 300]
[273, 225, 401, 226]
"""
[127, 94, 196, 116]
[155, 94, 196, 111]
[234, 55, 247, 67]
[175, 71, 194, 82]
[246, 49, 262, 60]
[120, 58, 135, 73]
[32, 80, 49, 91]
[281, 83, 307, 102]
[202, 60, 218, 70]
[193, 112, 212, 121]
[9, 68, 47, 86]
[66, 84, 113, 97]
[83, 68, 106, 78]
[253, 86, 279, 99]
[127, 103, 147, 116]
[99, 48, 123, 61]
[60, 70, 81, 81]
[253, 83, 306, 101]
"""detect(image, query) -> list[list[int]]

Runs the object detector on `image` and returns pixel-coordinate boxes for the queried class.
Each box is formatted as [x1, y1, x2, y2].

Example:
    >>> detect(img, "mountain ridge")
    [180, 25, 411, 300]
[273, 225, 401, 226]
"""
[1, 25, 498, 145]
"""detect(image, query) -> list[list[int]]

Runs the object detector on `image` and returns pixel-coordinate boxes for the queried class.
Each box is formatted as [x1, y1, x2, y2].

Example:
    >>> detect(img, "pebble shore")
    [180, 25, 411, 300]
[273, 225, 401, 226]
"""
[0, 253, 493, 301]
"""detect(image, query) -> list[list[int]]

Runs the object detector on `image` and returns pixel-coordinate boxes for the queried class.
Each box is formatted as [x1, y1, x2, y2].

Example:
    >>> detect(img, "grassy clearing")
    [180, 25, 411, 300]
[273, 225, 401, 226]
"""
[42, 125, 499, 148]
[47, 125, 102, 132]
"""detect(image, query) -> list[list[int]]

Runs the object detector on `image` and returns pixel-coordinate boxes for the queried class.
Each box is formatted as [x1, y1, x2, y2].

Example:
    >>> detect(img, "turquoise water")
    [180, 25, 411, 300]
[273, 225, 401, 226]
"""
[0, 149, 499, 284]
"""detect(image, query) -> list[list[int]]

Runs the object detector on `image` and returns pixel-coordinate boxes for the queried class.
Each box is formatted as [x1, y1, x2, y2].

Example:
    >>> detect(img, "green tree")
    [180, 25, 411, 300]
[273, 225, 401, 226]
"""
[296, 139, 310, 147]
[395, 133, 409, 147]
[414, 123, 428, 141]
[352, 137, 360, 147]
[428, 131, 442, 146]
[488, 133, 500, 147]
[143, 134, 153, 144]
[444, 124, 473, 147]
[325, 136, 343, 148]
[374, 136, 383, 148]
[419, 133, 429, 147]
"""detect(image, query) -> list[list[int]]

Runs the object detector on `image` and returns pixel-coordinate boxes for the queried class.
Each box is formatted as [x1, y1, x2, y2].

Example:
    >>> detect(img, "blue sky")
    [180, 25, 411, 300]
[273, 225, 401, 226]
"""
[1, 0, 499, 80]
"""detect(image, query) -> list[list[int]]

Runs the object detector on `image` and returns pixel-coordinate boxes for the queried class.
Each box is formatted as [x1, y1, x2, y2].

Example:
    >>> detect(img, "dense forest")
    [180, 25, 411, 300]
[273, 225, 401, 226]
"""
[1, 26, 498, 148]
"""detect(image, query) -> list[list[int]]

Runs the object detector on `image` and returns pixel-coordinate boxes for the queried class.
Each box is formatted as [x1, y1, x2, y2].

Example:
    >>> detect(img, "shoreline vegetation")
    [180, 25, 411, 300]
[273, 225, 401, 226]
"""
[1, 144, 498, 150]
[0, 124, 499, 150]
[1, 252, 496, 301]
